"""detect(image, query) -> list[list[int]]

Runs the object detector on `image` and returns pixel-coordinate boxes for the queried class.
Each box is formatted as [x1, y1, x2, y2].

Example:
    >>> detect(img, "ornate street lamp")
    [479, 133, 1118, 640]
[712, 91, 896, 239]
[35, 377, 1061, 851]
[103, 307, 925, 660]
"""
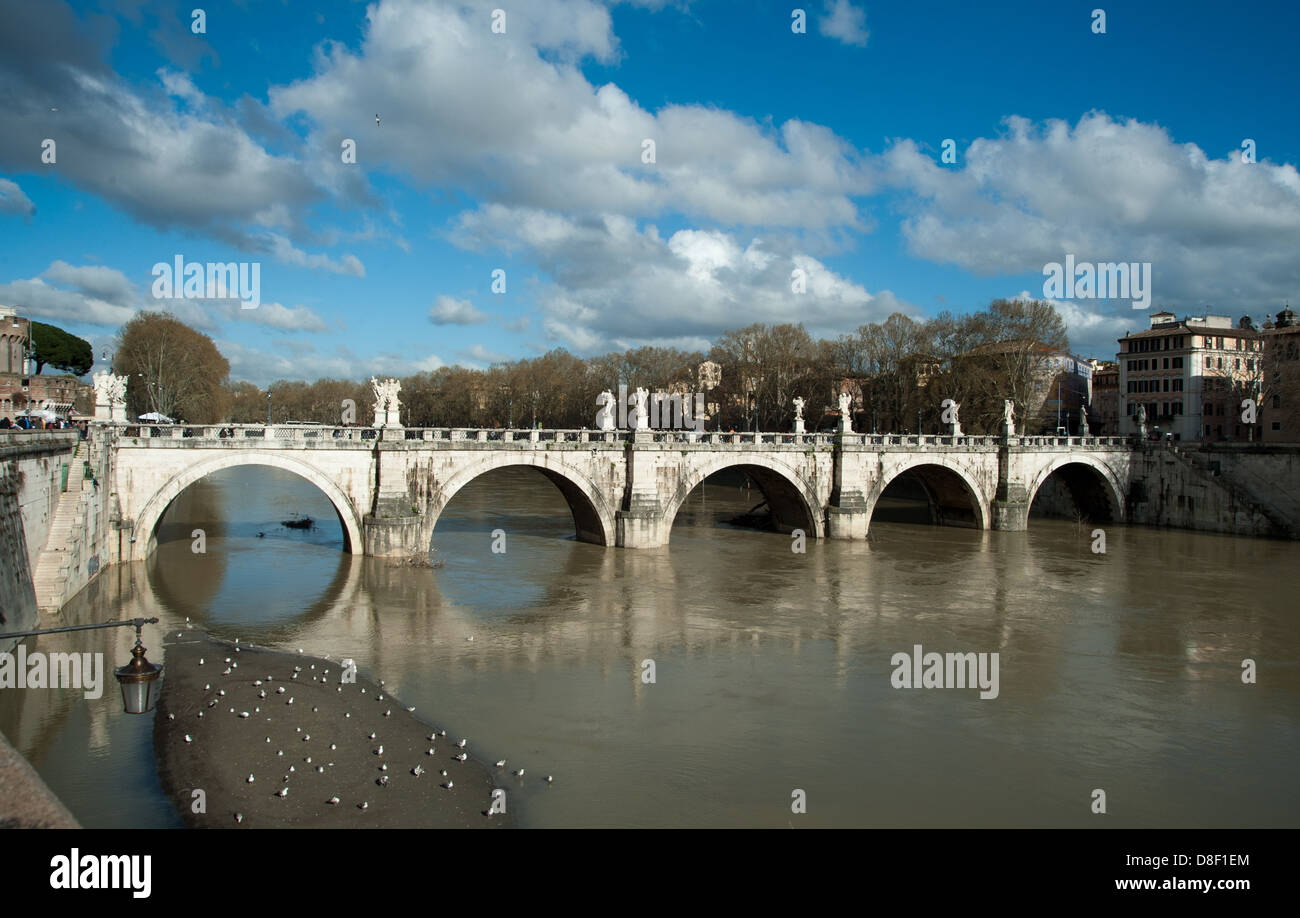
[0, 617, 163, 714]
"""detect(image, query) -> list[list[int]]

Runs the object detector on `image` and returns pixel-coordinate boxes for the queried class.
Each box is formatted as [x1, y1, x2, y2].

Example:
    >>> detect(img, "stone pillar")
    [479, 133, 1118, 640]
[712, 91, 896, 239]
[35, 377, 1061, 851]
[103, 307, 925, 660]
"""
[826, 440, 870, 539]
[615, 429, 669, 547]
[991, 440, 1030, 530]
[363, 443, 422, 556]
[793, 418, 805, 434]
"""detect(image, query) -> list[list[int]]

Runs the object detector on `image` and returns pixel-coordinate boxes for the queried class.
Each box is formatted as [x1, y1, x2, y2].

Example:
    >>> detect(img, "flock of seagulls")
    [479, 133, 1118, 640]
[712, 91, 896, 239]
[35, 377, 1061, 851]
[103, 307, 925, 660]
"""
[187, 642, 554, 825]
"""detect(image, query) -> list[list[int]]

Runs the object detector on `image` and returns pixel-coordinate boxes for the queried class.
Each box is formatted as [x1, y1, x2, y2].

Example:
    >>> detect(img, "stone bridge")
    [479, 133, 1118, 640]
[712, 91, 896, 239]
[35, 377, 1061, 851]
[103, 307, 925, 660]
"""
[102, 423, 1140, 561]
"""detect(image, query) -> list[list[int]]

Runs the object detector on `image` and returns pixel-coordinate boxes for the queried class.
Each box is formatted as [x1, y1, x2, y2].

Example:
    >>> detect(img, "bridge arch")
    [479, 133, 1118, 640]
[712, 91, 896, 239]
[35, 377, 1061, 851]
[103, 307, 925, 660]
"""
[662, 454, 824, 539]
[867, 458, 990, 530]
[425, 454, 616, 546]
[1025, 455, 1126, 523]
[130, 451, 365, 560]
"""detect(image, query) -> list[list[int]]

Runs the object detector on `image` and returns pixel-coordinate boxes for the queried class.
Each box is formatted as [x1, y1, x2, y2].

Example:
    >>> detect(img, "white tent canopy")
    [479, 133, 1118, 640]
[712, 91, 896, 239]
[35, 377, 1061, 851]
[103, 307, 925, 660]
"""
[137, 412, 175, 423]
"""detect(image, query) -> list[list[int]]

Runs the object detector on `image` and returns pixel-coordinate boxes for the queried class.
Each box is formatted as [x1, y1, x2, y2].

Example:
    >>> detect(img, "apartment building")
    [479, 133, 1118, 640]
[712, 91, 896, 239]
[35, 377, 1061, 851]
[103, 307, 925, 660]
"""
[1117, 311, 1262, 440]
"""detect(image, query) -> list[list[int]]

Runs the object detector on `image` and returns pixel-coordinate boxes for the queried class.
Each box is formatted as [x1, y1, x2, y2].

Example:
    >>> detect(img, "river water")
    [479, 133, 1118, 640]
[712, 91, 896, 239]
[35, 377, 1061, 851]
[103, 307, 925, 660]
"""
[3, 464, 1298, 828]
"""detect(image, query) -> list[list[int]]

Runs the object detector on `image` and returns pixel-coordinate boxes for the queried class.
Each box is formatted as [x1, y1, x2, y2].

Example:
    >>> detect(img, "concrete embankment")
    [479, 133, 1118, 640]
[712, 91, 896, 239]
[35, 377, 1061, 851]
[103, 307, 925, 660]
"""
[154, 632, 512, 828]
[0, 728, 79, 828]
[1, 431, 81, 650]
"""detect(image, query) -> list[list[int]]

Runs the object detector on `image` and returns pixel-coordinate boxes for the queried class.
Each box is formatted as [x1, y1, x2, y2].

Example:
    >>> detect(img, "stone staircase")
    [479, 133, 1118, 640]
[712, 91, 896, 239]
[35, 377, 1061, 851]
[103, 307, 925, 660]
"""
[31, 441, 88, 613]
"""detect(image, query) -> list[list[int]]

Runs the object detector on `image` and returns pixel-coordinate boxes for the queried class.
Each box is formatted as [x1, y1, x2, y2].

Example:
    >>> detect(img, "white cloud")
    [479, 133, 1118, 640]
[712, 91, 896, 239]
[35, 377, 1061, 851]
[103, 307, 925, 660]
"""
[0, 177, 34, 217]
[452, 205, 899, 352]
[260, 233, 365, 277]
[429, 295, 489, 325]
[885, 112, 1300, 311]
[1010, 290, 1130, 359]
[270, 0, 875, 231]
[819, 0, 869, 47]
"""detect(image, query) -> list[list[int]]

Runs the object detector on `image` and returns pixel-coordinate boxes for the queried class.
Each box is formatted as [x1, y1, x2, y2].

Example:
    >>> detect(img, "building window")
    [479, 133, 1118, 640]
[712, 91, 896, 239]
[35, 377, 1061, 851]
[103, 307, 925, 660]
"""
[1163, 378, 1170, 392]
[1273, 395, 1281, 409]
[1163, 357, 1169, 369]
[1273, 422, 1282, 431]
[1173, 378, 1183, 392]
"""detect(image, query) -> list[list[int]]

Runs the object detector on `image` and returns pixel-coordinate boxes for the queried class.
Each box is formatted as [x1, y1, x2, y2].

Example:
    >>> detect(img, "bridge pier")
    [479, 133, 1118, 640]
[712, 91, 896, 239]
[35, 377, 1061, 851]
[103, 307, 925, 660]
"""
[826, 442, 870, 539]
[992, 441, 1031, 531]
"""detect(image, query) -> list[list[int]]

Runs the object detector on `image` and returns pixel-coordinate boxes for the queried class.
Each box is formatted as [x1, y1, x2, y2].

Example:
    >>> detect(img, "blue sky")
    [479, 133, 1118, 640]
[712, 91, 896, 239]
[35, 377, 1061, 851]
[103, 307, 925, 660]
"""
[1, 0, 1298, 385]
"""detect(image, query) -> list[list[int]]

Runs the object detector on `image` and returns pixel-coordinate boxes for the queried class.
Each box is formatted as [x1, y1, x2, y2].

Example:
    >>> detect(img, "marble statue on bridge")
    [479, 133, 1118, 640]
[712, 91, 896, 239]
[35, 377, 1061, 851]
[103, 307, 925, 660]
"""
[1080, 410, 1090, 437]
[93, 371, 128, 422]
[1135, 404, 1148, 440]
[596, 390, 616, 431]
[630, 387, 650, 431]
[950, 401, 962, 437]
[837, 391, 852, 434]
[1002, 399, 1016, 437]
[370, 377, 402, 428]
[792, 397, 805, 434]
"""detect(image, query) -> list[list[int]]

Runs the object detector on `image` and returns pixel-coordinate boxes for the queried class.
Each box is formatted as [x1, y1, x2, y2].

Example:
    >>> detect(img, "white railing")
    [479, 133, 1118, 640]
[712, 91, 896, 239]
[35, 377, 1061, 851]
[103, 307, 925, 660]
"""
[105, 423, 1135, 449]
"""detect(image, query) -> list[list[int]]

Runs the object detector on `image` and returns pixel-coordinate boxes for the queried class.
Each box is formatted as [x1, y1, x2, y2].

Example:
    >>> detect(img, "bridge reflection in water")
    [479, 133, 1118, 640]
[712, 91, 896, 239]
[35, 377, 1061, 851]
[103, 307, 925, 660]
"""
[6, 462, 1299, 828]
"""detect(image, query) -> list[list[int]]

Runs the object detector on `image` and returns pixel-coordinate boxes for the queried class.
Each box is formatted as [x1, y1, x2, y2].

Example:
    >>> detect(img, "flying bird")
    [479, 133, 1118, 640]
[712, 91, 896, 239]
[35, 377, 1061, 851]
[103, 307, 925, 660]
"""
[375, 114, 380, 127]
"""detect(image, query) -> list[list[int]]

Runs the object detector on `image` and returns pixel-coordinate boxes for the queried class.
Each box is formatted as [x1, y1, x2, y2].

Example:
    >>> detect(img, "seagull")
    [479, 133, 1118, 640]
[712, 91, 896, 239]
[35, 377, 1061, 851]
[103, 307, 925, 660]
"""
[184, 735, 193, 743]
[427, 748, 436, 756]
[277, 750, 283, 756]
[305, 757, 312, 764]
[383, 709, 391, 717]
[247, 774, 255, 783]
[377, 775, 389, 787]
[259, 691, 267, 699]
[317, 766, 325, 773]
[440, 770, 448, 777]
[239, 711, 250, 718]
[495, 760, 506, 768]
[374, 745, 384, 756]
[204, 684, 210, 691]
[277, 687, 286, 695]
[369, 732, 377, 740]
[439, 730, 446, 737]
[330, 744, 337, 751]
[218, 690, 225, 696]
[286, 697, 294, 705]
[234, 813, 243, 823]
[358, 801, 368, 810]
[289, 766, 295, 773]
[276, 787, 288, 798]
[443, 781, 454, 789]
[406, 706, 415, 713]
[513, 768, 524, 777]
[456, 739, 467, 749]
[454, 753, 467, 762]
[327, 796, 340, 805]
[546, 775, 553, 784]
[223, 668, 232, 675]
[412, 765, 425, 777]
[379, 764, 388, 772]
[167, 713, 175, 720]
[199, 658, 205, 665]
[303, 734, 311, 741]
[253, 680, 262, 686]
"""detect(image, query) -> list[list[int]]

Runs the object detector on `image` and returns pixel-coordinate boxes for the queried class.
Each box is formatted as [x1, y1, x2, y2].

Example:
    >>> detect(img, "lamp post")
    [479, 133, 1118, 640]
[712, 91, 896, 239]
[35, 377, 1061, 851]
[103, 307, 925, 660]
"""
[0, 618, 163, 714]
[266, 391, 272, 426]
[499, 385, 513, 429]
[531, 390, 538, 429]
